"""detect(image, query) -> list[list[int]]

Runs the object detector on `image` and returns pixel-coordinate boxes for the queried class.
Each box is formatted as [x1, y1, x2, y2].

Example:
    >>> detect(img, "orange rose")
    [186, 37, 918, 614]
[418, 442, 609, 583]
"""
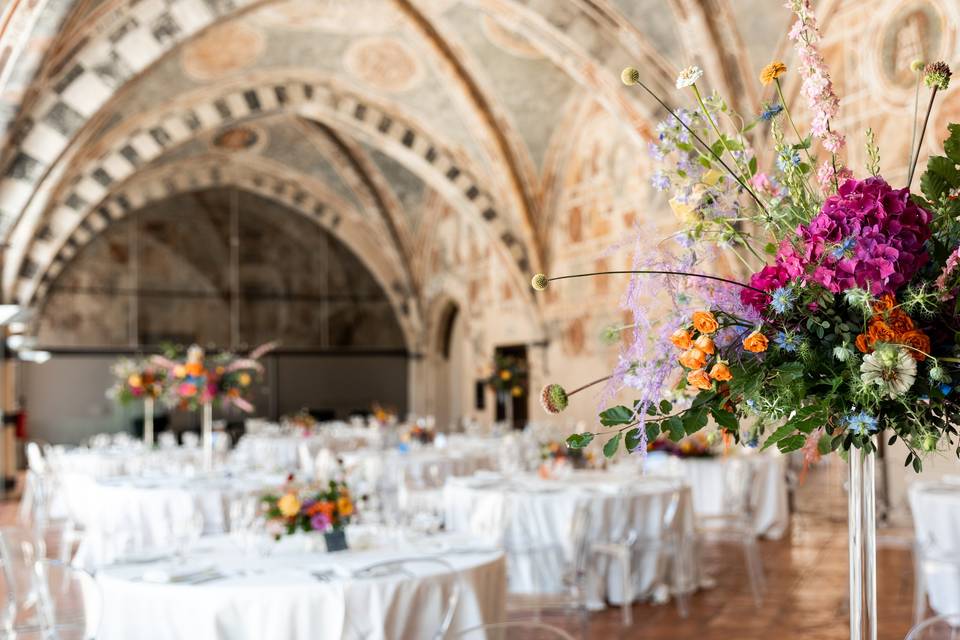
[670, 328, 694, 349]
[872, 293, 896, 313]
[886, 309, 915, 335]
[185, 362, 204, 377]
[694, 334, 715, 355]
[709, 362, 733, 381]
[678, 348, 707, 370]
[867, 320, 896, 345]
[686, 368, 713, 390]
[855, 334, 872, 354]
[742, 331, 769, 353]
[899, 330, 931, 361]
[692, 311, 719, 334]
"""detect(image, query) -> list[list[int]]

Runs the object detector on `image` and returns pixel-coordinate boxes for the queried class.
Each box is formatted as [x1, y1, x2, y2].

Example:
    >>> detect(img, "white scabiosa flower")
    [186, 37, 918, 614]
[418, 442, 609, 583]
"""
[860, 345, 916, 398]
[675, 65, 704, 89]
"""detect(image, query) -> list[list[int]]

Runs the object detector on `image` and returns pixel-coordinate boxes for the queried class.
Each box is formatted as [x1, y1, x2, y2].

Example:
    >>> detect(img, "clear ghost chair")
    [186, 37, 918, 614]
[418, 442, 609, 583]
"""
[297, 443, 316, 478]
[910, 498, 960, 626]
[349, 557, 461, 640]
[17, 453, 84, 565]
[25, 559, 102, 639]
[589, 485, 691, 625]
[505, 500, 591, 639]
[906, 614, 960, 640]
[696, 457, 765, 606]
[452, 621, 576, 639]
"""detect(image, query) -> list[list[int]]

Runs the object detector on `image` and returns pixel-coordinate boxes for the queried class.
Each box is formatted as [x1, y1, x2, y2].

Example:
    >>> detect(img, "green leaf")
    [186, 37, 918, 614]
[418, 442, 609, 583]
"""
[748, 156, 758, 177]
[566, 433, 594, 449]
[944, 123, 960, 164]
[645, 422, 660, 443]
[682, 407, 708, 435]
[711, 140, 726, 158]
[763, 242, 777, 255]
[761, 404, 827, 450]
[603, 433, 622, 458]
[600, 405, 634, 426]
[625, 427, 644, 452]
[659, 400, 673, 414]
[710, 408, 739, 431]
[665, 416, 684, 441]
[777, 434, 806, 453]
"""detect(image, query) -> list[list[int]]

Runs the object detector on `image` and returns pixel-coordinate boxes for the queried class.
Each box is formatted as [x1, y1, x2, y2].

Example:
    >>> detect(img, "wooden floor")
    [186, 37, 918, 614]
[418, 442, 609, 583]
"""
[516, 458, 916, 639]
[1, 460, 917, 639]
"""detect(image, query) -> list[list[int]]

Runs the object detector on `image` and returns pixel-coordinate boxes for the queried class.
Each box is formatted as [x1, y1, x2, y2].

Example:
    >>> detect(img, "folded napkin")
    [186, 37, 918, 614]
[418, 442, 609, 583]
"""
[142, 561, 216, 584]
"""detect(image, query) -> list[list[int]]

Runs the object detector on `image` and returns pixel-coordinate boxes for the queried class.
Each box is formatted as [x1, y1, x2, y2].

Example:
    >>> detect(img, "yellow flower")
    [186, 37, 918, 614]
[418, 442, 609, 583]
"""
[760, 61, 787, 85]
[127, 374, 142, 388]
[702, 169, 723, 186]
[277, 493, 301, 518]
[499, 370, 512, 381]
[669, 197, 698, 224]
[238, 372, 251, 387]
[510, 386, 523, 397]
[337, 496, 354, 517]
[173, 365, 187, 379]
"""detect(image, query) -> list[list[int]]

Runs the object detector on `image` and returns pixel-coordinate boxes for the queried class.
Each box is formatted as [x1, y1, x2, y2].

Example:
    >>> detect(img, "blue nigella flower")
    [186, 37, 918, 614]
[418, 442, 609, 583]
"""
[776, 148, 802, 172]
[843, 412, 879, 436]
[651, 171, 670, 191]
[769, 286, 795, 315]
[831, 237, 856, 260]
[759, 103, 784, 121]
[941, 384, 953, 396]
[774, 331, 800, 352]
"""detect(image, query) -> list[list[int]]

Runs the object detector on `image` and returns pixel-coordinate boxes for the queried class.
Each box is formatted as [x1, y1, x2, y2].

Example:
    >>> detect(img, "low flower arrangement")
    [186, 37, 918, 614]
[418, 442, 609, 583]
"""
[108, 358, 167, 403]
[540, 440, 591, 469]
[283, 409, 317, 432]
[262, 479, 355, 539]
[647, 432, 716, 458]
[403, 423, 435, 445]
[533, 0, 959, 473]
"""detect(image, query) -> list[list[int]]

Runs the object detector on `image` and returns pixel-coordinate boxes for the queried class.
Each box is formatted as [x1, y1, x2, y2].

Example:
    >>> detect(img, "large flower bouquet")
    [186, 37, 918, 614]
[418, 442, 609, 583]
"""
[262, 479, 355, 538]
[108, 358, 167, 404]
[486, 355, 527, 398]
[152, 342, 274, 412]
[536, 0, 958, 471]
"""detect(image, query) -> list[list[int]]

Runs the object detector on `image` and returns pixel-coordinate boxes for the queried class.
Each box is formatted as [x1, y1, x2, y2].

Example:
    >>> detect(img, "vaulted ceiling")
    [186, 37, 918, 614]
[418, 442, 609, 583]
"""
[0, 0, 791, 333]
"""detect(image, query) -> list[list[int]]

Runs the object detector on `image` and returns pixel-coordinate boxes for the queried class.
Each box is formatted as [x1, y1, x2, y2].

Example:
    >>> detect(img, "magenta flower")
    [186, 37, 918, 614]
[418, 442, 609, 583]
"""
[310, 512, 331, 531]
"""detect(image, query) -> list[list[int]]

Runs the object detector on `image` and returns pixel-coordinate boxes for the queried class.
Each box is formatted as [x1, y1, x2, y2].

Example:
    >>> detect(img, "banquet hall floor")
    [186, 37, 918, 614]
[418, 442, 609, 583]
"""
[0, 460, 915, 639]
[518, 459, 915, 640]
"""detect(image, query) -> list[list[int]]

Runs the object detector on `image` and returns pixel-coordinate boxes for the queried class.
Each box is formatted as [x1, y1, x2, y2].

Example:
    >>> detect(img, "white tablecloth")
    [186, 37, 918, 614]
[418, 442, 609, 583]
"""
[67, 472, 285, 569]
[909, 481, 960, 616]
[341, 447, 497, 492]
[443, 471, 696, 607]
[95, 531, 505, 640]
[642, 451, 790, 539]
[50, 446, 204, 478]
[233, 427, 379, 471]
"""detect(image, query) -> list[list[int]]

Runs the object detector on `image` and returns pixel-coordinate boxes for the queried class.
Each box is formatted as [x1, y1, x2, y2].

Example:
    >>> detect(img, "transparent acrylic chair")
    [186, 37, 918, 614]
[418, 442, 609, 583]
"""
[911, 515, 960, 626]
[348, 556, 461, 640]
[504, 500, 591, 640]
[589, 485, 692, 625]
[906, 614, 960, 640]
[452, 621, 576, 639]
[695, 457, 765, 606]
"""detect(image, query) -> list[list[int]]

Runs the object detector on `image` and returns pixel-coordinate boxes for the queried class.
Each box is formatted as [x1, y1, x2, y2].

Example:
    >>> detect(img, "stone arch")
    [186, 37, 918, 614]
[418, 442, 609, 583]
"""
[5, 72, 535, 304]
[30, 156, 421, 351]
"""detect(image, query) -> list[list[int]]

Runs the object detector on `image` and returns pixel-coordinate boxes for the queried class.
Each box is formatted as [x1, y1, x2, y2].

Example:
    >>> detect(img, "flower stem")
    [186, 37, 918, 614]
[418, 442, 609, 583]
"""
[693, 84, 751, 180]
[907, 70, 923, 178]
[907, 87, 939, 188]
[625, 76, 769, 214]
[775, 78, 814, 165]
[568, 375, 613, 397]
[544, 270, 770, 296]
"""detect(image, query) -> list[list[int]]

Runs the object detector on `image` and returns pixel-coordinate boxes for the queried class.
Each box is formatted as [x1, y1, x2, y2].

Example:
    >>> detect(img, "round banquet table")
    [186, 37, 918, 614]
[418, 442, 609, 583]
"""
[909, 480, 960, 616]
[95, 530, 505, 640]
[66, 472, 286, 569]
[642, 451, 790, 539]
[233, 426, 379, 471]
[49, 445, 204, 478]
[442, 470, 696, 607]
[340, 446, 497, 491]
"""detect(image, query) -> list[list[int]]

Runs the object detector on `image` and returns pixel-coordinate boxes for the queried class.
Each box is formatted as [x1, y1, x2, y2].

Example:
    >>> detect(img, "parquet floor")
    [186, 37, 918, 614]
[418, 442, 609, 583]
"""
[517, 458, 916, 639]
[0, 460, 917, 639]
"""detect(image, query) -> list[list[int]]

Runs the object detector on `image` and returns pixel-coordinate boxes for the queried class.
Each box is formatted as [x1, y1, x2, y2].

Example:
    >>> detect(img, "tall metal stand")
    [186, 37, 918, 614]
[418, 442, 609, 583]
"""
[201, 402, 213, 472]
[849, 447, 877, 640]
[143, 397, 154, 447]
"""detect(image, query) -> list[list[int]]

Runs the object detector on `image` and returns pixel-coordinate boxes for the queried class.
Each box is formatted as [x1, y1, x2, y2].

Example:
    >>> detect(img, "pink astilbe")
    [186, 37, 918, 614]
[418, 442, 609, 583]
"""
[936, 245, 960, 298]
[787, 0, 850, 191]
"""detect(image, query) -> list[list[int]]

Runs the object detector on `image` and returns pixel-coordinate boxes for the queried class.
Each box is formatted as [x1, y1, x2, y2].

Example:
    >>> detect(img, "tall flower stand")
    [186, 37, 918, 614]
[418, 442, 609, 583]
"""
[143, 397, 155, 447]
[201, 402, 214, 473]
[848, 446, 877, 640]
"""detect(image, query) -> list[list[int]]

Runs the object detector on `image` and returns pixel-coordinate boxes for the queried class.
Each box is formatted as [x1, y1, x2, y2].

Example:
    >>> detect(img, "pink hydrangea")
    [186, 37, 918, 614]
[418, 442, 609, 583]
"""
[741, 177, 931, 310]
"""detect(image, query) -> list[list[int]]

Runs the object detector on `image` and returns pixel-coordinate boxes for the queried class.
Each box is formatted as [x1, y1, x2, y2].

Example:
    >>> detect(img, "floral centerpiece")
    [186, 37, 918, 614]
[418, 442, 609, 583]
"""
[404, 422, 435, 445]
[282, 408, 317, 433]
[530, 2, 955, 634]
[647, 432, 716, 458]
[262, 478, 355, 550]
[540, 440, 591, 469]
[486, 355, 527, 399]
[108, 358, 166, 404]
[155, 343, 272, 413]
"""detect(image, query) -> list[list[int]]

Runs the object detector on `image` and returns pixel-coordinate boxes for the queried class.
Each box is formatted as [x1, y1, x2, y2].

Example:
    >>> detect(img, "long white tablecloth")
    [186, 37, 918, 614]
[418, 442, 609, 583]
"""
[67, 472, 285, 569]
[443, 471, 696, 607]
[95, 531, 505, 640]
[642, 451, 790, 539]
[909, 481, 960, 616]
[233, 427, 379, 471]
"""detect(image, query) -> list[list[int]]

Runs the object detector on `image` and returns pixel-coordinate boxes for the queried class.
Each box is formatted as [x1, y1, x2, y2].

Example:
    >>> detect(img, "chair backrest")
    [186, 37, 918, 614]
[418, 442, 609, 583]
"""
[569, 500, 592, 578]
[720, 457, 756, 519]
[905, 613, 960, 640]
[451, 621, 576, 639]
[352, 556, 461, 640]
[32, 559, 102, 640]
[24, 443, 45, 474]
